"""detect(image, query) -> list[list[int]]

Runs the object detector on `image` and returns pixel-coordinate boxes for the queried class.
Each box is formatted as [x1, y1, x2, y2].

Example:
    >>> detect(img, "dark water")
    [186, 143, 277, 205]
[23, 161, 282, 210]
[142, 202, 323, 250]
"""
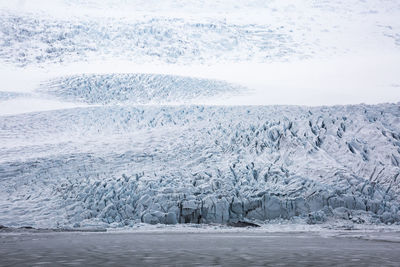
[1, 231, 400, 266]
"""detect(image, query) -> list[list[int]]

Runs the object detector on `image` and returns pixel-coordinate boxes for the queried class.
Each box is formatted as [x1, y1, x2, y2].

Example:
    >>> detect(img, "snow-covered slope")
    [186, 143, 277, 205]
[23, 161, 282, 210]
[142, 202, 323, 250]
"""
[1, 104, 399, 228]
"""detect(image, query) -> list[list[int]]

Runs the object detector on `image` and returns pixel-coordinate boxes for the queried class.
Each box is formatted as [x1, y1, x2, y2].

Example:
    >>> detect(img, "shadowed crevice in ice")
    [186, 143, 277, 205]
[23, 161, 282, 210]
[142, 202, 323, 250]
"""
[38, 73, 245, 104]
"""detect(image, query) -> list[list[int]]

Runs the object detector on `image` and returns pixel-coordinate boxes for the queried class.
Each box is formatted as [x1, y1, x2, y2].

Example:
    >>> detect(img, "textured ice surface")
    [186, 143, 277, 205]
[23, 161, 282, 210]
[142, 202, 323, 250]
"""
[0, 12, 304, 66]
[1, 0, 400, 229]
[39, 73, 244, 104]
[1, 104, 399, 228]
[1, 0, 400, 67]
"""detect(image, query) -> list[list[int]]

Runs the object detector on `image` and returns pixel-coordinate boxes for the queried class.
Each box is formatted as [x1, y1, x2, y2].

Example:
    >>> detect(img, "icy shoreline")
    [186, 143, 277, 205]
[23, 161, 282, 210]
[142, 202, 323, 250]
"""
[2, 219, 400, 234]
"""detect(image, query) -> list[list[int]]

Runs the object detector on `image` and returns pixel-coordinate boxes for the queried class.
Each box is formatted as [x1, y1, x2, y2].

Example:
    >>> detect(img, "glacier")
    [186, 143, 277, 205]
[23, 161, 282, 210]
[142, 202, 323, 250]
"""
[1, 103, 400, 228]
[1, 0, 400, 67]
[0, 11, 304, 66]
[39, 73, 245, 105]
[0, 0, 400, 230]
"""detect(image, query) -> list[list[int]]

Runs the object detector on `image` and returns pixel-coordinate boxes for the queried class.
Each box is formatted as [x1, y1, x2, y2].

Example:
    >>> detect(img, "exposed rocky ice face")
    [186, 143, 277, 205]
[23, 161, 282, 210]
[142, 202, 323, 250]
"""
[1, 104, 399, 228]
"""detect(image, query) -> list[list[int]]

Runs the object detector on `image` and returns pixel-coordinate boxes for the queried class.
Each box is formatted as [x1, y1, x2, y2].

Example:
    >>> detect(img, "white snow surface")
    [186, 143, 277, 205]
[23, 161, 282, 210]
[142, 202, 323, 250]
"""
[0, 0, 400, 229]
